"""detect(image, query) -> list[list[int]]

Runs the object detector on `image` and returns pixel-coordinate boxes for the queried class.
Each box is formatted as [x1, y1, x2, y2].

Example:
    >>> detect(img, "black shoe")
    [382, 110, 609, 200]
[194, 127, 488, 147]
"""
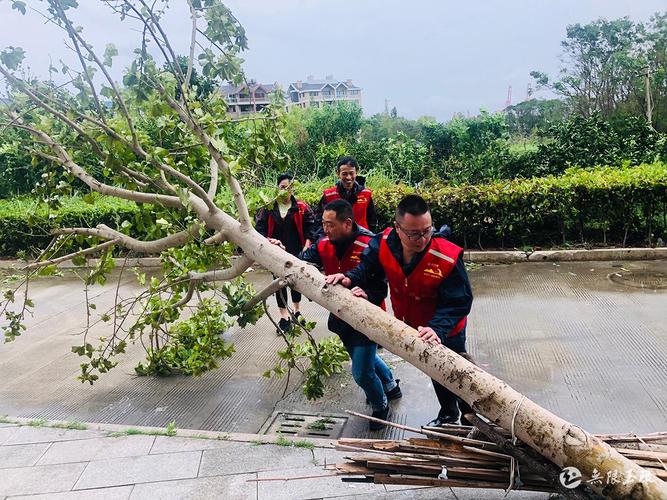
[366, 380, 403, 405]
[386, 379, 402, 401]
[277, 318, 291, 334]
[369, 405, 390, 431]
[293, 311, 306, 326]
[426, 414, 460, 427]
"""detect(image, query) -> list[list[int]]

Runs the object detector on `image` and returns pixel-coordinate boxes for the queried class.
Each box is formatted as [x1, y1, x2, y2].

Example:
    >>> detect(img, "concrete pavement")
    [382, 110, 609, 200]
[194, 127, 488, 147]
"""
[0, 420, 548, 499]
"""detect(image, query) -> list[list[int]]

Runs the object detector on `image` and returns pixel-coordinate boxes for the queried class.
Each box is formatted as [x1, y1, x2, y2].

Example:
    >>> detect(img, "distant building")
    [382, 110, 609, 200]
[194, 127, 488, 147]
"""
[220, 80, 280, 118]
[286, 75, 362, 110]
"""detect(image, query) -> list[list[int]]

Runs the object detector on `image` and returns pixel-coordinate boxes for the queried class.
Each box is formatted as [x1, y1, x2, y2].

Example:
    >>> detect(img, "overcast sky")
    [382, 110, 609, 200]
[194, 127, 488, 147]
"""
[1, 0, 665, 121]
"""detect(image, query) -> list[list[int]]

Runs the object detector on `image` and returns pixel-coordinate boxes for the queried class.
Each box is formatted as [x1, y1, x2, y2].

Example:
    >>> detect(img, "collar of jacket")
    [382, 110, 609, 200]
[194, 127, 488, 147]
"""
[330, 223, 369, 249]
[335, 180, 362, 198]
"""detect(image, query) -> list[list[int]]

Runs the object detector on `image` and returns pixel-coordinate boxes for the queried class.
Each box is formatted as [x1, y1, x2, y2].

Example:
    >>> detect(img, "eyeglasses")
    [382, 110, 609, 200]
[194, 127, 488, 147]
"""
[395, 222, 434, 241]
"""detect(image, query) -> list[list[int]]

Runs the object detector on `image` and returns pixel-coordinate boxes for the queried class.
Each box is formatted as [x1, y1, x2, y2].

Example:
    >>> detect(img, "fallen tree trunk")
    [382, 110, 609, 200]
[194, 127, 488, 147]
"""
[192, 198, 667, 499]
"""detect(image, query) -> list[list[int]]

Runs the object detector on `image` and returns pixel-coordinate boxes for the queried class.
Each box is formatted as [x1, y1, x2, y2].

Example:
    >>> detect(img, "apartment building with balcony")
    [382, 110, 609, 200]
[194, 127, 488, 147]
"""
[286, 76, 362, 110]
[221, 81, 279, 118]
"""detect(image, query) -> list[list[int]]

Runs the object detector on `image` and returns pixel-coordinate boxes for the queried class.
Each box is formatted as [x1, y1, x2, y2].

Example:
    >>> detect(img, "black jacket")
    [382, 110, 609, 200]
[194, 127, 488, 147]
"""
[314, 179, 378, 236]
[299, 224, 387, 346]
[255, 196, 317, 256]
[345, 228, 473, 342]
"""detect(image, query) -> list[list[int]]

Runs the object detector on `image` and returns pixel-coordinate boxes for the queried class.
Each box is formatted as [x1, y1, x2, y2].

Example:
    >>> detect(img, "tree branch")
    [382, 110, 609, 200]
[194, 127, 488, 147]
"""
[188, 255, 253, 282]
[0, 65, 105, 159]
[242, 278, 289, 311]
[22, 239, 120, 270]
[51, 0, 139, 149]
[54, 223, 201, 254]
[155, 80, 251, 226]
[208, 157, 219, 198]
[6, 113, 182, 208]
[185, 0, 198, 91]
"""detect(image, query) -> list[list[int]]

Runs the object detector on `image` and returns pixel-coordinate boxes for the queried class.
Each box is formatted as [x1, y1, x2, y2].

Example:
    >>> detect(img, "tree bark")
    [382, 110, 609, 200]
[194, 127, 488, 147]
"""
[189, 197, 667, 499]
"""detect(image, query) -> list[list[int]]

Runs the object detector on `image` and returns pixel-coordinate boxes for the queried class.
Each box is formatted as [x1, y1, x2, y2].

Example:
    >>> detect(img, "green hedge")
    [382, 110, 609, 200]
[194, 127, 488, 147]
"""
[302, 163, 667, 249]
[0, 196, 139, 258]
[1, 163, 665, 258]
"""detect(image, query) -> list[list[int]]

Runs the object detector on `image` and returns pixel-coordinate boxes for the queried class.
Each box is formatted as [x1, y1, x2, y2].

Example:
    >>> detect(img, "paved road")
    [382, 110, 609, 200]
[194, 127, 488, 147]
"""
[1, 260, 665, 439]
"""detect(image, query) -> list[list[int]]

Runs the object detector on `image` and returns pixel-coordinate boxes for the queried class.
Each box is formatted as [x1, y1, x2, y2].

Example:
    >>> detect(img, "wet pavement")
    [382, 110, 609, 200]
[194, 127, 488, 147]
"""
[0, 260, 665, 441]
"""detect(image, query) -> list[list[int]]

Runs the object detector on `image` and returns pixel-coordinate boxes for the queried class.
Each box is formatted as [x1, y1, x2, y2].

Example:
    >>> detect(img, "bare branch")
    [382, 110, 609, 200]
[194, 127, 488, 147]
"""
[136, 0, 186, 84]
[173, 280, 197, 308]
[242, 278, 289, 312]
[54, 224, 202, 254]
[185, 0, 198, 90]
[203, 231, 227, 246]
[22, 239, 120, 270]
[208, 157, 219, 198]
[188, 255, 253, 282]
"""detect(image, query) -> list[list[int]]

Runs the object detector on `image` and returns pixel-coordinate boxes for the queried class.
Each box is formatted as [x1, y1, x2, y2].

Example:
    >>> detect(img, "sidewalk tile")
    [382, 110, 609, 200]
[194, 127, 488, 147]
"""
[198, 442, 315, 477]
[329, 488, 447, 499]
[0, 427, 20, 445]
[0, 443, 50, 468]
[74, 451, 201, 490]
[3, 427, 106, 446]
[0, 463, 86, 496]
[450, 488, 550, 499]
[150, 436, 232, 455]
[130, 473, 257, 500]
[37, 436, 154, 465]
[256, 466, 378, 500]
[8, 485, 132, 499]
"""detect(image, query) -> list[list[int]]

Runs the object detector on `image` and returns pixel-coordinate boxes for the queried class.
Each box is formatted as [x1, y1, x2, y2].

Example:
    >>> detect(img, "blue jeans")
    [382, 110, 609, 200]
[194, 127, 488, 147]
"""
[345, 344, 394, 411]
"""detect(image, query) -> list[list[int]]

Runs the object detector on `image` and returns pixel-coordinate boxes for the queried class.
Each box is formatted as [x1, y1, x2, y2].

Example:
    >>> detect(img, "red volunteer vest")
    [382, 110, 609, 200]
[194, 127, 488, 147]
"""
[323, 186, 372, 230]
[317, 234, 386, 311]
[267, 200, 309, 246]
[378, 228, 467, 337]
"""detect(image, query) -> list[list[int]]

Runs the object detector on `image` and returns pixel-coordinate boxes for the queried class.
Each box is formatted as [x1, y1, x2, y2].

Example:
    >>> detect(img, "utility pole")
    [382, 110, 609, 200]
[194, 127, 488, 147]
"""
[384, 98, 389, 115]
[645, 67, 654, 129]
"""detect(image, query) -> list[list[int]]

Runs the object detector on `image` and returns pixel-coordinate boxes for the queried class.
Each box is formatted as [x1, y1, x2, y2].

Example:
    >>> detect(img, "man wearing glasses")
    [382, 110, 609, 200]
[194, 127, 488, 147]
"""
[326, 194, 473, 427]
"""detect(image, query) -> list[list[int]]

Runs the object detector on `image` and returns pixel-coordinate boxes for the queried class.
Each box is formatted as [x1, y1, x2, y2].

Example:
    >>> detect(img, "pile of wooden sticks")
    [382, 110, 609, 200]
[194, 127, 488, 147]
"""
[333, 411, 667, 498]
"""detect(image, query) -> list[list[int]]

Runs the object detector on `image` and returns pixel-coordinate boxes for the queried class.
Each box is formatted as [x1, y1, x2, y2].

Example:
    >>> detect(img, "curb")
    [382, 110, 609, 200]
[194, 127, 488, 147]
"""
[2, 248, 666, 270]
[466, 247, 667, 263]
[0, 416, 335, 449]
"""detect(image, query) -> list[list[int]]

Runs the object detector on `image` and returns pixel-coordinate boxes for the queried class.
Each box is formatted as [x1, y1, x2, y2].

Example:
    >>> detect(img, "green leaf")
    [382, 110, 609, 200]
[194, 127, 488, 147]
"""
[0, 46, 26, 70]
[11, 1, 27, 15]
[103, 44, 118, 67]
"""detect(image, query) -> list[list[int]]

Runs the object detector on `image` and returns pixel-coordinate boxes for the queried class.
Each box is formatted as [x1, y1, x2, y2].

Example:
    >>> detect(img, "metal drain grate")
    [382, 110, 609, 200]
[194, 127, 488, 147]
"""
[261, 411, 348, 439]
[609, 270, 667, 290]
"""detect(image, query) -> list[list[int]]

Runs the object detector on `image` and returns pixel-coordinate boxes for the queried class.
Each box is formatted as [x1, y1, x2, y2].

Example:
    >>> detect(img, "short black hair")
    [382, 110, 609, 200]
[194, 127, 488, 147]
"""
[395, 194, 430, 220]
[336, 156, 358, 172]
[277, 172, 293, 186]
[324, 199, 354, 222]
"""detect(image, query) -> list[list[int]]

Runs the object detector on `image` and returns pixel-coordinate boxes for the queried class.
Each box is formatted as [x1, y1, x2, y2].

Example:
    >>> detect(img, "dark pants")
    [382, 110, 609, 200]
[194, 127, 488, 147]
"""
[432, 330, 472, 420]
[275, 286, 301, 309]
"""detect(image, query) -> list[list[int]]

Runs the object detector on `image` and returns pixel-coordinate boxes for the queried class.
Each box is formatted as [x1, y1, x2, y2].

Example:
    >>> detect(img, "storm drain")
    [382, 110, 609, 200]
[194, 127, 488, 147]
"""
[261, 411, 348, 439]
[609, 270, 667, 290]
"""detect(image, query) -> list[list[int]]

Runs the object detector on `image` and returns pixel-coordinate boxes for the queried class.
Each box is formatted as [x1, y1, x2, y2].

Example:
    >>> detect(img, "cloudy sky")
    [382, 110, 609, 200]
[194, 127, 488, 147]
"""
[1, 0, 665, 121]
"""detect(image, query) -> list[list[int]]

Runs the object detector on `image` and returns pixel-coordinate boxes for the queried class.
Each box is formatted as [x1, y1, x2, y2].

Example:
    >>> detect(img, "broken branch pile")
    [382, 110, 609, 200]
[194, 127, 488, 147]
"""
[333, 412, 667, 498]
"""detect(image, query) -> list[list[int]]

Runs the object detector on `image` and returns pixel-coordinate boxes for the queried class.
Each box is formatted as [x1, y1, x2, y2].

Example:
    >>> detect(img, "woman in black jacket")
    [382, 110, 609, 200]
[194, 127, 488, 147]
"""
[255, 173, 317, 332]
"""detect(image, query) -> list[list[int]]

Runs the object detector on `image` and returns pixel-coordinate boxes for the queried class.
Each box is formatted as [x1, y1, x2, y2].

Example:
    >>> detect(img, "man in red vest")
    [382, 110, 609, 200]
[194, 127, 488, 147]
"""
[314, 156, 377, 233]
[299, 200, 401, 431]
[326, 195, 473, 427]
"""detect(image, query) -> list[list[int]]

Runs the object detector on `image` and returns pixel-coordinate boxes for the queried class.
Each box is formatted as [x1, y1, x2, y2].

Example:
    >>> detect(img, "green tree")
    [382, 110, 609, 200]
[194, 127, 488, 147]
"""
[504, 99, 568, 136]
[531, 17, 645, 118]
